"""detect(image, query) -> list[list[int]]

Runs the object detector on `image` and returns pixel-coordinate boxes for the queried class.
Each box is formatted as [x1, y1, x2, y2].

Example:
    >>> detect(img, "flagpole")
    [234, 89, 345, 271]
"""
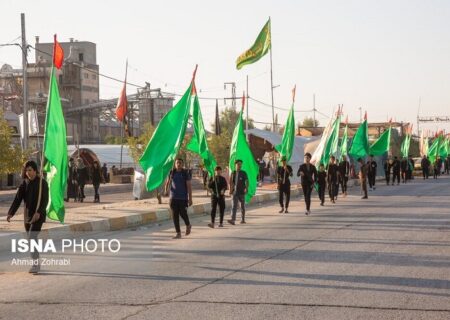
[246, 75, 249, 131]
[269, 17, 275, 132]
[119, 59, 128, 169]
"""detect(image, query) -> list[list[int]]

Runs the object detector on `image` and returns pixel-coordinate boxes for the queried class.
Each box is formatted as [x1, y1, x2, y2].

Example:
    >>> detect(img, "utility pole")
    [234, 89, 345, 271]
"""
[246, 75, 249, 131]
[313, 94, 316, 127]
[224, 82, 236, 109]
[21, 13, 29, 150]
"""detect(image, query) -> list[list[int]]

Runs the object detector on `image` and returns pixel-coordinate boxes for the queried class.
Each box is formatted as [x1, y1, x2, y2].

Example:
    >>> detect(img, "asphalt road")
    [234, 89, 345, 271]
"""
[1, 176, 450, 319]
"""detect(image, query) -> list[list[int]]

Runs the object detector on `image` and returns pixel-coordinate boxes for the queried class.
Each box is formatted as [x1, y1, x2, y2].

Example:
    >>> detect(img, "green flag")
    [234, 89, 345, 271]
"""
[369, 127, 391, 156]
[428, 136, 442, 163]
[275, 103, 295, 162]
[439, 138, 449, 158]
[400, 134, 411, 158]
[320, 116, 340, 166]
[349, 119, 369, 160]
[236, 19, 271, 70]
[229, 109, 259, 203]
[186, 89, 217, 176]
[139, 82, 193, 191]
[340, 125, 348, 157]
[43, 67, 68, 223]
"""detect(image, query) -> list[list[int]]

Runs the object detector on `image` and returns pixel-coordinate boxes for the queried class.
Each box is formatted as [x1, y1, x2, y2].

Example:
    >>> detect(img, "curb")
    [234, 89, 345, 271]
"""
[0, 189, 300, 252]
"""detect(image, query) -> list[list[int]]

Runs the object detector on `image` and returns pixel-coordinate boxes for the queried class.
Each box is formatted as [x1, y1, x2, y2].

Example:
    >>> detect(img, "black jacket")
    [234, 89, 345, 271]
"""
[8, 177, 48, 223]
[327, 163, 339, 183]
[277, 165, 293, 186]
[338, 160, 350, 177]
[208, 175, 228, 198]
[92, 167, 103, 185]
[297, 163, 317, 185]
[317, 171, 327, 186]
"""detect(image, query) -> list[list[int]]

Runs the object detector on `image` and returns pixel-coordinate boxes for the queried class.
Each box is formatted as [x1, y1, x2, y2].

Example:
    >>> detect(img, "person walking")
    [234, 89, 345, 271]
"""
[317, 163, 327, 206]
[421, 155, 430, 179]
[65, 158, 78, 202]
[383, 158, 392, 185]
[7, 160, 48, 274]
[207, 166, 228, 228]
[297, 153, 317, 215]
[327, 155, 339, 203]
[367, 155, 378, 190]
[277, 156, 293, 213]
[76, 158, 88, 202]
[101, 163, 108, 183]
[338, 156, 350, 196]
[392, 156, 401, 185]
[358, 158, 368, 199]
[165, 158, 193, 239]
[400, 157, 408, 184]
[228, 159, 249, 225]
[91, 161, 103, 203]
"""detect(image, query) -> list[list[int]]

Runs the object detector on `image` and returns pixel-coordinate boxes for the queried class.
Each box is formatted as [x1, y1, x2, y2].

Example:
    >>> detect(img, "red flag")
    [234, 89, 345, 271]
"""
[191, 64, 198, 95]
[364, 111, 367, 121]
[53, 35, 64, 69]
[115, 83, 127, 122]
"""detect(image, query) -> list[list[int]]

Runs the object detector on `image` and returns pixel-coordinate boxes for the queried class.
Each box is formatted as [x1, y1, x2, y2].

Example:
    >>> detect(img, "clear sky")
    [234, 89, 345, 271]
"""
[2, 0, 450, 133]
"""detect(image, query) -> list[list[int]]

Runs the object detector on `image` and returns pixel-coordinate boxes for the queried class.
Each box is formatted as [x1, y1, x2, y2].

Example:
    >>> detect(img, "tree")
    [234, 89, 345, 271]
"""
[211, 106, 255, 136]
[301, 117, 319, 127]
[104, 134, 122, 145]
[127, 123, 155, 163]
[0, 111, 27, 176]
[208, 131, 232, 168]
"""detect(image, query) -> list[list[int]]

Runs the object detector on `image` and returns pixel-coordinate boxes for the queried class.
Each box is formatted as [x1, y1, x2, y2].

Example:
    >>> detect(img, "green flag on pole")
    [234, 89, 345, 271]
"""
[186, 87, 217, 177]
[340, 124, 348, 158]
[428, 135, 442, 163]
[400, 134, 411, 158]
[43, 67, 68, 223]
[229, 106, 259, 203]
[139, 78, 194, 191]
[349, 117, 369, 160]
[275, 92, 295, 162]
[320, 116, 341, 166]
[439, 138, 449, 158]
[236, 19, 271, 70]
[369, 127, 391, 156]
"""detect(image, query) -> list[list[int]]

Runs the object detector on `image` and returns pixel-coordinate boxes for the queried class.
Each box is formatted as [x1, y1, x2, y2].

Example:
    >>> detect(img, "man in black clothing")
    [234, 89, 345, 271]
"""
[392, 156, 401, 185]
[164, 158, 193, 239]
[277, 156, 293, 213]
[7, 160, 49, 274]
[297, 153, 317, 215]
[338, 156, 350, 196]
[101, 163, 108, 183]
[367, 155, 377, 190]
[383, 158, 391, 185]
[228, 159, 249, 225]
[207, 166, 228, 228]
[317, 163, 327, 206]
[327, 156, 339, 203]
[421, 156, 430, 179]
[400, 157, 408, 183]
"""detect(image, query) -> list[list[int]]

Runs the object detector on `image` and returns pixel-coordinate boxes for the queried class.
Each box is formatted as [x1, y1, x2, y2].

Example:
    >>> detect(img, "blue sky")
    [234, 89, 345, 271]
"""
[2, 0, 450, 133]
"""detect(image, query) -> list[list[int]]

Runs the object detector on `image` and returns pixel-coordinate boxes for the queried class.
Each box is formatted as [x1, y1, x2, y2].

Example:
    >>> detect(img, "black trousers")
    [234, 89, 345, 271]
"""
[385, 171, 390, 184]
[301, 183, 313, 211]
[93, 183, 100, 201]
[278, 184, 291, 209]
[211, 196, 225, 224]
[328, 181, 338, 200]
[393, 171, 400, 184]
[24, 220, 44, 261]
[368, 173, 376, 188]
[318, 183, 326, 204]
[422, 168, 429, 179]
[170, 199, 190, 233]
[339, 176, 348, 193]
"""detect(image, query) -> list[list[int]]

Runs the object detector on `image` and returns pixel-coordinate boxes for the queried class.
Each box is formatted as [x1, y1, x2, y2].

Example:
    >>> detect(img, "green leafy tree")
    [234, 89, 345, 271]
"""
[301, 117, 319, 127]
[127, 123, 155, 163]
[211, 106, 255, 136]
[0, 111, 27, 176]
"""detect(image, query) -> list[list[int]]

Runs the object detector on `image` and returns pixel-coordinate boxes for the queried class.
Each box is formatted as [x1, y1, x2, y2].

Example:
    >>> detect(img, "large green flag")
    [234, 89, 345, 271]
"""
[400, 134, 411, 158]
[428, 136, 442, 163]
[439, 138, 449, 158]
[229, 109, 259, 203]
[320, 116, 341, 165]
[43, 67, 68, 223]
[340, 125, 348, 157]
[236, 19, 271, 70]
[139, 83, 193, 191]
[369, 127, 391, 156]
[275, 103, 295, 162]
[186, 89, 217, 176]
[349, 119, 369, 159]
